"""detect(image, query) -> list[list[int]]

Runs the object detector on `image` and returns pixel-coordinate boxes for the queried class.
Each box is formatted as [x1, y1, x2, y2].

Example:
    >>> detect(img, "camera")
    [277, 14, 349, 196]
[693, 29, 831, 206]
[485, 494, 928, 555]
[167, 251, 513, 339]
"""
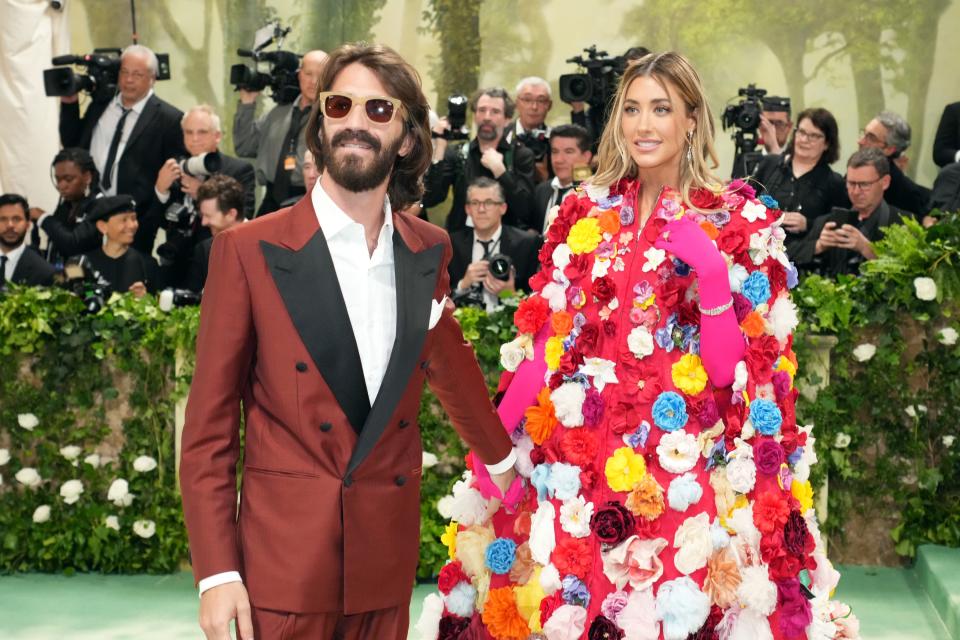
[721, 84, 768, 134]
[439, 94, 470, 141]
[230, 21, 300, 105]
[178, 151, 221, 178]
[159, 288, 201, 310]
[488, 254, 513, 282]
[57, 256, 112, 314]
[43, 49, 171, 102]
[559, 46, 627, 109]
[517, 127, 549, 162]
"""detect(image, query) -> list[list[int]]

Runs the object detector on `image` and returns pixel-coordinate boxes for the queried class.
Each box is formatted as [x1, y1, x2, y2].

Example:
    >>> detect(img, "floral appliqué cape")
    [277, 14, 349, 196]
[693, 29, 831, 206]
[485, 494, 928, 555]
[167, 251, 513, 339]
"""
[420, 179, 859, 640]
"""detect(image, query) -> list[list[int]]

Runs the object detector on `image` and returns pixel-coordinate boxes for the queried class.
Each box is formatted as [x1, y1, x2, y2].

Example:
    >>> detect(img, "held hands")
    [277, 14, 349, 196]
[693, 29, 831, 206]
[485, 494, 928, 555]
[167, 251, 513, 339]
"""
[481, 467, 520, 522]
[199, 581, 253, 640]
[459, 260, 490, 290]
[480, 148, 507, 178]
[816, 222, 872, 258]
[483, 268, 516, 296]
[654, 216, 725, 277]
[181, 173, 202, 200]
[128, 282, 147, 298]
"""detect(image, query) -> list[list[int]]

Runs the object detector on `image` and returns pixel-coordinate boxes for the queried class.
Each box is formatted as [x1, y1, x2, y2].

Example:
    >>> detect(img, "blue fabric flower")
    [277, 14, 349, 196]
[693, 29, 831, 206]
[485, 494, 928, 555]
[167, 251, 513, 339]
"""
[704, 440, 726, 471]
[759, 194, 779, 209]
[656, 576, 711, 640]
[741, 271, 772, 308]
[547, 462, 582, 501]
[624, 421, 650, 449]
[787, 262, 799, 289]
[561, 575, 591, 607]
[597, 194, 624, 210]
[655, 325, 676, 352]
[750, 399, 783, 435]
[680, 325, 698, 352]
[653, 392, 688, 432]
[444, 581, 477, 617]
[485, 537, 517, 575]
[667, 473, 703, 512]
[531, 463, 552, 501]
[787, 446, 803, 465]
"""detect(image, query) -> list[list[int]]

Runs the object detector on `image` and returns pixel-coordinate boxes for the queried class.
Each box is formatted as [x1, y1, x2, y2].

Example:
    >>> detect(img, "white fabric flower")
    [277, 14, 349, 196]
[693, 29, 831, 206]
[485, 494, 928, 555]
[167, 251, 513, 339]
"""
[727, 504, 761, 553]
[105, 515, 121, 531]
[559, 495, 594, 538]
[499, 334, 531, 372]
[737, 565, 778, 615]
[133, 455, 158, 472]
[913, 277, 937, 301]
[0, 448, 9, 466]
[414, 592, 443, 640]
[673, 512, 713, 574]
[793, 425, 818, 483]
[539, 562, 562, 595]
[741, 200, 768, 223]
[541, 281, 570, 312]
[437, 471, 486, 526]
[833, 432, 851, 449]
[726, 457, 757, 494]
[15, 467, 41, 488]
[552, 243, 573, 270]
[618, 589, 660, 640]
[718, 606, 774, 640]
[107, 478, 134, 508]
[17, 413, 39, 431]
[421, 452, 438, 469]
[628, 326, 655, 359]
[551, 382, 586, 427]
[132, 519, 156, 539]
[852, 343, 876, 362]
[939, 327, 958, 346]
[60, 445, 82, 461]
[84, 453, 101, 468]
[579, 357, 618, 392]
[32, 505, 51, 523]
[732, 361, 748, 395]
[514, 433, 535, 478]
[764, 295, 796, 343]
[59, 479, 84, 505]
[584, 182, 610, 202]
[728, 262, 749, 293]
[592, 257, 612, 279]
[642, 246, 667, 273]
[529, 501, 557, 565]
[656, 430, 699, 474]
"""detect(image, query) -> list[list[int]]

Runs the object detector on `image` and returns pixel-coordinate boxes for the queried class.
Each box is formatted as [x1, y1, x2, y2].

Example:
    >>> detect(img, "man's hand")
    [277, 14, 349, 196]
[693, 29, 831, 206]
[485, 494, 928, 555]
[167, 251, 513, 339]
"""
[569, 101, 586, 114]
[835, 223, 874, 258]
[458, 260, 489, 290]
[480, 148, 506, 178]
[181, 174, 202, 200]
[28, 207, 45, 223]
[199, 581, 254, 640]
[781, 211, 807, 234]
[238, 89, 260, 105]
[155, 158, 181, 195]
[815, 221, 841, 254]
[483, 268, 515, 296]
[128, 282, 147, 298]
[758, 115, 783, 154]
[431, 117, 450, 160]
[60, 94, 79, 105]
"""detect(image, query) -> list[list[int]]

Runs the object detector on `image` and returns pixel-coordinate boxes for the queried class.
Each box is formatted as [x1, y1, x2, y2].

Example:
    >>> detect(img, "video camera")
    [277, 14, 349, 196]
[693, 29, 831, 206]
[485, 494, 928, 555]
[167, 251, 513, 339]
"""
[230, 21, 300, 105]
[559, 46, 626, 109]
[43, 48, 171, 101]
[722, 84, 783, 178]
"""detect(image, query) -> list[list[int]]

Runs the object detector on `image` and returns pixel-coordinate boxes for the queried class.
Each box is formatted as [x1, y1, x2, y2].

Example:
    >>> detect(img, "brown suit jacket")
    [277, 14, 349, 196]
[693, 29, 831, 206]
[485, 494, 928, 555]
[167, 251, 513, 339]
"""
[179, 194, 512, 614]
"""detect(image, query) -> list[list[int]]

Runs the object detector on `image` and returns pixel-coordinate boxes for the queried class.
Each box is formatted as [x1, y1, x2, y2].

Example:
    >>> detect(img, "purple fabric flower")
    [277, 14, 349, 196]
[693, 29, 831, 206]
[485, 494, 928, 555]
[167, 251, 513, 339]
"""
[583, 389, 605, 426]
[600, 590, 630, 621]
[696, 397, 719, 428]
[771, 370, 791, 400]
[620, 205, 635, 225]
[562, 574, 591, 607]
[777, 578, 813, 638]
[732, 293, 752, 322]
[596, 241, 616, 259]
[754, 439, 785, 475]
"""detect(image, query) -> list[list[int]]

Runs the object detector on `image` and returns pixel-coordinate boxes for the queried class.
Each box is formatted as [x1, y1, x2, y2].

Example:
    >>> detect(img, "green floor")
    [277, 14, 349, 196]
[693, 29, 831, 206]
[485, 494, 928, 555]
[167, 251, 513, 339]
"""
[0, 565, 951, 639]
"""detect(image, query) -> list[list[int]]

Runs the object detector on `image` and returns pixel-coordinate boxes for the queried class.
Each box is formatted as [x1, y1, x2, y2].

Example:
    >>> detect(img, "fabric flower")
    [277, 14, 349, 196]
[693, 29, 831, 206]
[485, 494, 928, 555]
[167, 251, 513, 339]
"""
[617, 589, 660, 640]
[740, 200, 768, 223]
[754, 440, 785, 476]
[642, 246, 667, 272]
[600, 590, 630, 622]
[627, 326, 655, 359]
[792, 479, 814, 514]
[777, 578, 813, 638]
[485, 537, 518, 575]
[482, 587, 531, 640]
[105, 515, 120, 531]
[726, 456, 757, 494]
[673, 512, 713, 574]
[767, 295, 799, 343]
[590, 501, 636, 546]
[652, 392, 688, 432]
[656, 430, 699, 474]
[15, 467, 41, 488]
[851, 343, 876, 362]
[602, 535, 667, 591]
[501, 333, 534, 372]
[545, 336, 565, 371]
[753, 491, 791, 536]
[553, 536, 592, 580]
[560, 428, 599, 467]
[542, 604, 587, 640]
[667, 473, 703, 512]
[437, 472, 486, 526]
[580, 357, 619, 392]
[529, 502, 557, 565]
[737, 565, 777, 615]
[913, 276, 937, 301]
[548, 462, 583, 501]
[561, 574, 591, 606]
[515, 295, 551, 334]
[749, 399, 782, 436]
[456, 525, 495, 578]
[625, 473, 665, 520]
[551, 382, 586, 427]
[59, 479, 84, 505]
[132, 519, 156, 539]
[939, 327, 958, 345]
[414, 593, 443, 640]
[526, 387, 559, 445]
[560, 495, 594, 538]
[671, 354, 708, 396]
[588, 615, 623, 640]
[17, 413, 39, 430]
[655, 576, 711, 640]
[437, 561, 468, 594]
[704, 547, 741, 608]
[605, 447, 646, 492]
[440, 521, 458, 560]
[444, 581, 477, 618]
[741, 271, 772, 307]
[32, 505, 51, 524]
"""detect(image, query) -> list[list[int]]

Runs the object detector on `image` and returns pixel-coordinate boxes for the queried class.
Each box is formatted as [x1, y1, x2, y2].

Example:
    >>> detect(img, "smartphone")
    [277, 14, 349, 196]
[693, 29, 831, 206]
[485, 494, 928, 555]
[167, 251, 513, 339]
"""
[827, 207, 859, 228]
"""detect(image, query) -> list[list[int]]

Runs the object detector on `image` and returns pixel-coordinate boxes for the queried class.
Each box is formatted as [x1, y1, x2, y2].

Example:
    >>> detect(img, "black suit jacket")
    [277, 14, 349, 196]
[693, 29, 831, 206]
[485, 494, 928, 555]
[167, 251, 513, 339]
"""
[933, 102, 960, 168]
[10, 246, 57, 286]
[447, 224, 542, 294]
[930, 163, 960, 213]
[185, 236, 213, 293]
[60, 94, 186, 253]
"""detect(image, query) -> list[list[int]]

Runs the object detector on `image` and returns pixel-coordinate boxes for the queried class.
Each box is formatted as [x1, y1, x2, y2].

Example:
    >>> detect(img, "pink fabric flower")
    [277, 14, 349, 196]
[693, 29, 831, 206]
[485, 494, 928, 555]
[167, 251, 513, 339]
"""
[601, 535, 667, 591]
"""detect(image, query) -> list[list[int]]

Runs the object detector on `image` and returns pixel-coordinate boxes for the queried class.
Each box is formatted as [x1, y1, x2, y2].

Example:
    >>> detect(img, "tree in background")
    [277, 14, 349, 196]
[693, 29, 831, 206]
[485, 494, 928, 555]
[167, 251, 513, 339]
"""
[478, 0, 553, 93]
[301, 0, 388, 52]
[422, 0, 482, 109]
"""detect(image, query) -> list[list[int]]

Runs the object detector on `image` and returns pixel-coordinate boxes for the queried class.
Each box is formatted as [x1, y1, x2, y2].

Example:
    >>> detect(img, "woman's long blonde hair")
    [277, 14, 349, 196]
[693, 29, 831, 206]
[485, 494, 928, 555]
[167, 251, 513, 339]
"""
[592, 51, 722, 206]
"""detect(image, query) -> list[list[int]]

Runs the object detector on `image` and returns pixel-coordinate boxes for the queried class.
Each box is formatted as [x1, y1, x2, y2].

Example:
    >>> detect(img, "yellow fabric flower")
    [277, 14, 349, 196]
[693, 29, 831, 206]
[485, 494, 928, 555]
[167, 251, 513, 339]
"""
[441, 521, 458, 560]
[792, 479, 814, 514]
[672, 353, 708, 396]
[513, 567, 545, 632]
[775, 355, 797, 382]
[605, 446, 647, 492]
[545, 336, 564, 371]
[566, 217, 602, 255]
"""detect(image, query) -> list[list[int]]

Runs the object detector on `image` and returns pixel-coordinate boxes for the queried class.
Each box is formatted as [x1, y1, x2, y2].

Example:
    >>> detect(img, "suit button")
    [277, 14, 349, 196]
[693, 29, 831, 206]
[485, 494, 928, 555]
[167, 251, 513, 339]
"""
[295, 361, 308, 372]
[394, 475, 406, 487]
[398, 419, 409, 429]
[319, 422, 332, 432]
[343, 475, 353, 487]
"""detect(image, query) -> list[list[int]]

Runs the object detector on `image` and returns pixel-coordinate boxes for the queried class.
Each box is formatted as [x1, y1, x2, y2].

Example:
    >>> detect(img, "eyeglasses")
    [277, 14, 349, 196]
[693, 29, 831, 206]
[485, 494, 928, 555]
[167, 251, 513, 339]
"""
[846, 177, 883, 191]
[466, 199, 504, 209]
[119, 69, 149, 80]
[317, 92, 403, 124]
[518, 96, 551, 106]
[858, 129, 884, 145]
[794, 127, 825, 141]
[769, 120, 792, 131]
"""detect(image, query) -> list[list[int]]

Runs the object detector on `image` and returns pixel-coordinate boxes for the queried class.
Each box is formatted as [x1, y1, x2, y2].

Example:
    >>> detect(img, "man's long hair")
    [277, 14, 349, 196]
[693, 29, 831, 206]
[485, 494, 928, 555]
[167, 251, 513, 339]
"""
[304, 43, 432, 212]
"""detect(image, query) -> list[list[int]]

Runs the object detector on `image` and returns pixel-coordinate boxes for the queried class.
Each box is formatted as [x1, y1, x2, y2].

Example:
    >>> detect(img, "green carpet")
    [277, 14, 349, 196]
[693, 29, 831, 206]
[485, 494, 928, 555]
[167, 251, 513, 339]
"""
[0, 566, 950, 639]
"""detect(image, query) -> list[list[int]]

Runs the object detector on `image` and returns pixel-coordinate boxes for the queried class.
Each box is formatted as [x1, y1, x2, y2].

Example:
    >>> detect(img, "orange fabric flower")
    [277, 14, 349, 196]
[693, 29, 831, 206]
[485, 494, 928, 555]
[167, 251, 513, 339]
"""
[509, 542, 536, 584]
[704, 547, 741, 608]
[482, 587, 531, 640]
[625, 473, 665, 521]
[599, 209, 621, 235]
[552, 536, 592, 579]
[551, 311, 574, 337]
[524, 387, 558, 445]
[699, 220, 720, 240]
[740, 311, 766, 338]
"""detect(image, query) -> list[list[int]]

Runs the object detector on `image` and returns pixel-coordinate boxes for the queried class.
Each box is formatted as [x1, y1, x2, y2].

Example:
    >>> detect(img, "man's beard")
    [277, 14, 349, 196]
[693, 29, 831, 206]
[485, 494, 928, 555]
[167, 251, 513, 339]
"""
[477, 122, 499, 142]
[0, 229, 26, 251]
[321, 128, 404, 194]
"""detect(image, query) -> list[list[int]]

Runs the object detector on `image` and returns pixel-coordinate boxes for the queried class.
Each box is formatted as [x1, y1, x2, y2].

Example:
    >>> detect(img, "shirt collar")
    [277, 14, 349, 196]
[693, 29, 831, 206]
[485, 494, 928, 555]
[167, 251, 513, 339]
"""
[474, 224, 502, 245]
[1, 242, 27, 262]
[113, 89, 154, 114]
[311, 180, 393, 241]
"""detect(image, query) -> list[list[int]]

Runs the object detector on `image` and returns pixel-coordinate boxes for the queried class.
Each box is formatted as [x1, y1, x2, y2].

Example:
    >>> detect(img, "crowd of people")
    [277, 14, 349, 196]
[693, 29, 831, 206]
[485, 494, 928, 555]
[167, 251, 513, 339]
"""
[1, 42, 958, 301]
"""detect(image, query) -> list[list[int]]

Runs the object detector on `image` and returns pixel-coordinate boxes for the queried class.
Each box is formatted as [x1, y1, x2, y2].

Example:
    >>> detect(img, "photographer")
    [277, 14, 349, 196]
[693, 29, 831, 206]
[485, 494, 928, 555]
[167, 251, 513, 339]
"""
[566, 46, 649, 146]
[449, 177, 541, 311]
[148, 105, 254, 286]
[533, 124, 593, 233]
[233, 50, 327, 216]
[58, 44, 185, 254]
[757, 96, 793, 156]
[509, 77, 553, 183]
[793, 148, 905, 277]
[855, 111, 932, 218]
[184, 175, 246, 293]
[1, 194, 56, 287]
[424, 87, 535, 232]
[82, 195, 159, 297]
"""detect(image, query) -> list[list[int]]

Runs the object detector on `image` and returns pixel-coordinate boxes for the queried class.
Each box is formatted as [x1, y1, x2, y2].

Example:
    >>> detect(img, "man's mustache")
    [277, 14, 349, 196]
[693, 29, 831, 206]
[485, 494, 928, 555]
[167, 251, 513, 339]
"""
[331, 129, 381, 152]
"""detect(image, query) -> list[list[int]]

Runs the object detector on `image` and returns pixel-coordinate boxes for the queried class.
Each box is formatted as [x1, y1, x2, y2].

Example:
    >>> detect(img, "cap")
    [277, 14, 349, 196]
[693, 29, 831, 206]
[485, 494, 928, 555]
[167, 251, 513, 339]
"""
[87, 195, 137, 222]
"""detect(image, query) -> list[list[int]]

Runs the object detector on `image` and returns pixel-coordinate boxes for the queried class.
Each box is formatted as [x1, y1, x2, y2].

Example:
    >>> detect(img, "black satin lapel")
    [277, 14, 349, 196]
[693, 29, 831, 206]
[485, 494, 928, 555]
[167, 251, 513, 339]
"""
[261, 232, 370, 432]
[124, 97, 158, 152]
[346, 236, 443, 477]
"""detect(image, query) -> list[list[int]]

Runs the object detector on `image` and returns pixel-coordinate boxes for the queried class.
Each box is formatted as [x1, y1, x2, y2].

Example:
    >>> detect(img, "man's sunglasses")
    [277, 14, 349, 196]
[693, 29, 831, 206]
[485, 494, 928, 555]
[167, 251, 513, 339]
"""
[317, 92, 403, 124]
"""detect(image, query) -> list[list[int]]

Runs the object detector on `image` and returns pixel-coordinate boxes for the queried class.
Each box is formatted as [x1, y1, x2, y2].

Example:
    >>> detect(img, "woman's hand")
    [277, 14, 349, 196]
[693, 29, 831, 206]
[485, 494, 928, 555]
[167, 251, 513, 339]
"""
[654, 216, 725, 278]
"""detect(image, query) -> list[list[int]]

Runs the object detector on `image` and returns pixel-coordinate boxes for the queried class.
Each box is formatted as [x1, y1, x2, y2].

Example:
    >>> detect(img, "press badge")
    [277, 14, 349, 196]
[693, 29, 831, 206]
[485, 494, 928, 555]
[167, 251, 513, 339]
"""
[283, 155, 296, 171]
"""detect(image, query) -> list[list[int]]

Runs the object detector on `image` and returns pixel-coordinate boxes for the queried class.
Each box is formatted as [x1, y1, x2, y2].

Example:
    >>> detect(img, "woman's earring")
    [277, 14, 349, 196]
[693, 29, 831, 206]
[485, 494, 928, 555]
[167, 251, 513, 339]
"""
[686, 131, 694, 164]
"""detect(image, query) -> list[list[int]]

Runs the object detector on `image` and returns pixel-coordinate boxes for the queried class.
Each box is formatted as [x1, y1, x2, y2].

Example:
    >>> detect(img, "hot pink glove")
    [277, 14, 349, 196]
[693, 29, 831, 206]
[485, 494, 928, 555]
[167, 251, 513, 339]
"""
[655, 216, 745, 387]
[471, 324, 550, 506]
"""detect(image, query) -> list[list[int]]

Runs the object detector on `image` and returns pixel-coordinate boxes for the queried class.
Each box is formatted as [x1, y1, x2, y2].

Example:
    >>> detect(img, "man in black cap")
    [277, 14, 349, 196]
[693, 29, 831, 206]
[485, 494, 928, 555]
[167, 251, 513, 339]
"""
[82, 195, 159, 297]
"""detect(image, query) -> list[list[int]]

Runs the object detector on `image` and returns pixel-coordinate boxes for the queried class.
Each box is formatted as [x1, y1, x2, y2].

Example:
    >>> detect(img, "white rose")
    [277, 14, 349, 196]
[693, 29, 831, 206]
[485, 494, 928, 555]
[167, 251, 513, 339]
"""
[728, 262, 749, 293]
[499, 335, 530, 372]
[0, 448, 9, 466]
[133, 456, 158, 473]
[550, 382, 586, 427]
[60, 446, 82, 461]
[852, 343, 876, 362]
[943, 435, 955, 448]
[105, 515, 121, 531]
[32, 505, 51, 524]
[627, 326, 655, 359]
[834, 432, 851, 449]
[421, 451, 438, 469]
[107, 478, 134, 507]
[59, 479, 84, 505]
[673, 512, 713, 575]
[939, 327, 958, 346]
[17, 413, 39, 431]
[726, 457, 757, 493]
[741, 200, 768, 223]
[15, 467, 41, 488]
[656, 430, 699, 474]
[732, 361, 748, 394]
[84, 453, 101, 468]
[559, 495, 594, 538]
[132, 519, 156, 539]
[913, 277, 937, 301]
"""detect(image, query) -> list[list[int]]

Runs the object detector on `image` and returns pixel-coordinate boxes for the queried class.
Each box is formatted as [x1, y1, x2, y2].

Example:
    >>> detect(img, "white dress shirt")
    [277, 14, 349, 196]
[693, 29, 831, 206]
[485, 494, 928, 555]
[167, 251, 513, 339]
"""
[89, 90, 154, 196]
[1, 243, 27, 281]
[455, 225, 503, 313]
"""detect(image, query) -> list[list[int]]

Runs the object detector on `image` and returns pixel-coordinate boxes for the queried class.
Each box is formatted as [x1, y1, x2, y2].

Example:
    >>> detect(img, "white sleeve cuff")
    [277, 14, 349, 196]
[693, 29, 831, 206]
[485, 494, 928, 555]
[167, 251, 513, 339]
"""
[955, 150, 960, 163]
[155, 187, 171, 204]
[485, 448, 517, 475]
[198, 571, 242, 598]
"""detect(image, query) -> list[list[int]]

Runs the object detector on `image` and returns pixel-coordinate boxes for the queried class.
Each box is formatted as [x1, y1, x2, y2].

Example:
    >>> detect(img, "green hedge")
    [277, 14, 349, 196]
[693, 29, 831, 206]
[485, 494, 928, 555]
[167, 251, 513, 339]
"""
[1, 212, 957, 575]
